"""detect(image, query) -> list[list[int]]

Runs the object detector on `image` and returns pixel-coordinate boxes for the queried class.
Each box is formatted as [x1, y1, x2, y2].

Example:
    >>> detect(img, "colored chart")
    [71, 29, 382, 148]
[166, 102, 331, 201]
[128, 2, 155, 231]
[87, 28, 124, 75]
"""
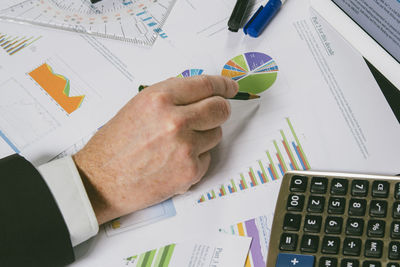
[0, 33, 41, 56]
[125, 244, 176, 267]
[221, 52, 278, 94]
[197, 118, 310, 203]
[177, 69, 204, 78]
[28, 63, 85, 114]
[220, 215, 272, 267]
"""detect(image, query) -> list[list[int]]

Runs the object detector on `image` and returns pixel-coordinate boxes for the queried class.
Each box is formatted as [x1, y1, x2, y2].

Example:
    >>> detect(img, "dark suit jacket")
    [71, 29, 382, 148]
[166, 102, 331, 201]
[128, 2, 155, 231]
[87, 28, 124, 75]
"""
[0, 154, 74, 267]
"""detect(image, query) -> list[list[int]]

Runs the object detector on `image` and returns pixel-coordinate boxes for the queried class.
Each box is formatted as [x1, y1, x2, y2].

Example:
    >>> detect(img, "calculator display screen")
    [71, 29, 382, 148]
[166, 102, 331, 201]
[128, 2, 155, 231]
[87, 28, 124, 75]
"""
[331, 0, 400, 63]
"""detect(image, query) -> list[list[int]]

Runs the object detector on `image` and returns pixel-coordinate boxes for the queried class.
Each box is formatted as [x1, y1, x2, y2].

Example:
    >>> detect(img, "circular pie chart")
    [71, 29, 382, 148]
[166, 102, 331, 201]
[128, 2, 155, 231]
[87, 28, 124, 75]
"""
[221, 52, 278, 94]
[177, 69, 204, 78]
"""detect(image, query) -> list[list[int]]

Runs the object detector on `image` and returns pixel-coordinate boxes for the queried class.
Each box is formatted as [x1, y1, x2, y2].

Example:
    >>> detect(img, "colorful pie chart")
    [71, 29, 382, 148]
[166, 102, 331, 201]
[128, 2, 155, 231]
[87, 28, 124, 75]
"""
[221, 52, 278, 94]
[177, 69, 204, 78]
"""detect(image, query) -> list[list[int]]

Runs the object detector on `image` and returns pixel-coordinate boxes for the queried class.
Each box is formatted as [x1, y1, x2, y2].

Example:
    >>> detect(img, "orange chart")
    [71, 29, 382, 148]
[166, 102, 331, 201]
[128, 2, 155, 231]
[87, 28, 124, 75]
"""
[29, 63, 85, 114]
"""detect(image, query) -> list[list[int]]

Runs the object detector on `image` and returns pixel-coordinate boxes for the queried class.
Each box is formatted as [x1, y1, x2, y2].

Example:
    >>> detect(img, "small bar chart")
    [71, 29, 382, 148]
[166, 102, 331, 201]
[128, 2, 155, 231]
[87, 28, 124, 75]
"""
[0, 33, 41, 56]
[197, 117, 310, 203]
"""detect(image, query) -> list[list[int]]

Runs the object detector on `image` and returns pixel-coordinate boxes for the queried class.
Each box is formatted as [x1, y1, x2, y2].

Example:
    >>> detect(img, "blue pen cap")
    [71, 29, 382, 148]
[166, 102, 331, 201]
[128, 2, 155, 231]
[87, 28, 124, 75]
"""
[244, 0, 282, 38]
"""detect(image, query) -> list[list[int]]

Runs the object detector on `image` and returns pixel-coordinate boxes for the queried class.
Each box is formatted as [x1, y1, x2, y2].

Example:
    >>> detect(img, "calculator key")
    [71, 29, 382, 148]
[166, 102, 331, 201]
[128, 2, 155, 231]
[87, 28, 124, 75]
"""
[322, 236, 340, 254]
[290, 175, 308, 192]
[325, 216, 343, 234]
[287, 194, 305, 212]
[351, 180, 369, 197]
[369, 200, 387, 217]
[300, 235, 319, 253]
[391, 221, 400, 239]
[393, 201, 400, 218]
[304, 215, 322, 233]
[319, 257, 337, 267]
[387, 263, 400, 267]
[388, 241, 400, 260]
[331, 179, 348, 195]
[348, 199, 367, 216]
[276, 253, 315, 267]
[279, 233, 298, 251]
[372, 181, 389, 198]
[283, 213, 302, 231]
[395, 182, 400, 200]
[346, 218, 364, 236]
[307, 195, 325, 213]
[341, 259, 359, 267]
[363, 262, 381, 267]
[343, 238, 362, 256]
[311, 177, 328, 194]
[328, 197, 346, 214]
[364, 239, 383, 258]
[367, 220, 385, 238]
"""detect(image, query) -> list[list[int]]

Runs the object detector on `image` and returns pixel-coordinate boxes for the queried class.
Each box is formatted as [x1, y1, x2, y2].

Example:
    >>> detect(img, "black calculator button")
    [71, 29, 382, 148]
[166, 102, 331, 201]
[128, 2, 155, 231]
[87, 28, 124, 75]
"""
[367, 220, 385, 237]
[287, 194, 305, 212]
[388, 263, 400, 267]
[363, 262, 381, 267]
[328, 197, 346, 214]
[279, 233, 298, 251]
[369, 200, 387, 217]
[321, 236, 340, 254]
[351, 180, 369, 197]
[304, 215, 322, 233]
[290, 175, 308, 192]
[325, 216, 343, 234]
[331, 179, 348, 195]
[300, 235, 319, 253]
[341, 259, 359, 267]
[346, 218, 364, 236]
[319, 257, 337, 267]
[391, 221, 400, 239]
[283, 213, 302, 231]
[343, 238, 362, 256]
[395, 182, 400, 200]
[389, 241, 400, 260]
[393, 201, 400, 219]
[372, 181, 389, 198]
[307, 195, 325, 213]
[311, 177, 328, 194]
[348, 199, 367, 216]
[364, 240, 383, 258]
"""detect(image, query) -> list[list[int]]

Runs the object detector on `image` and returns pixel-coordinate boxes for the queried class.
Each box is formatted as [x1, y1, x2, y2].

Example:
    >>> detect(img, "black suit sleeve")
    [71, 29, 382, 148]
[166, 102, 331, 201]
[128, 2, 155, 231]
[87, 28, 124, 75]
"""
[0, 154, 75, 267]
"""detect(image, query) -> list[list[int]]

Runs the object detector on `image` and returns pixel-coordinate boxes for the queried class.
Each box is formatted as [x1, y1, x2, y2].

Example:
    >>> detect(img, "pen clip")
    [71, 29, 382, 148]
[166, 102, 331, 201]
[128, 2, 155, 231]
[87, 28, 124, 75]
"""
[243, 5, 263, 35]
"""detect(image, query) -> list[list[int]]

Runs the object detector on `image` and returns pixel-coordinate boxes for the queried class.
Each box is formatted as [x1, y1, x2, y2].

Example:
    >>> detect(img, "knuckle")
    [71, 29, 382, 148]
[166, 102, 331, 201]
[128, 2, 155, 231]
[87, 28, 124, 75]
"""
[213, 97, 231, 119]
[197, 75, 214, 96]
[148, 91, 171, 108]
[165, 114, 187, 134]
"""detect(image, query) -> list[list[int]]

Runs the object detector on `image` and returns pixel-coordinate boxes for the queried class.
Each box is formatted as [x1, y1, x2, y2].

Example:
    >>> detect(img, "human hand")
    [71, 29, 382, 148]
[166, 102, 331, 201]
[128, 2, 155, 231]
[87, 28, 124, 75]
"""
[73, 75, 238, 224]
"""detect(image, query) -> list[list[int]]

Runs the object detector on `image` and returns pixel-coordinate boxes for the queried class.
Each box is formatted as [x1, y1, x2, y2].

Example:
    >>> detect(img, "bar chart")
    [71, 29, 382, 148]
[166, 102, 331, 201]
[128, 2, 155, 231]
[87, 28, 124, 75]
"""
[0, 33, 41, 56]
[197, 117, 310, 203]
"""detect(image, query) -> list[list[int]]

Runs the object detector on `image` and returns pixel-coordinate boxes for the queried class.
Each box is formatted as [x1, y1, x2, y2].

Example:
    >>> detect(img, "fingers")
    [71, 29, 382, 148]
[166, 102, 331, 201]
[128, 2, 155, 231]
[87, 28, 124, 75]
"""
[192, 152, 211, 185]
[192, 127, 223, 155]
[153, 75, 238, 105]
[182, 96, 231, 131]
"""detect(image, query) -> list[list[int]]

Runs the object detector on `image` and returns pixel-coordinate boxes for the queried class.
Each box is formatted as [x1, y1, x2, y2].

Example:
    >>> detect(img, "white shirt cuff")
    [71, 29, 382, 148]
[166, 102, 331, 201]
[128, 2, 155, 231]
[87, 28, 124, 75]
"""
[38, 156, 99, 246]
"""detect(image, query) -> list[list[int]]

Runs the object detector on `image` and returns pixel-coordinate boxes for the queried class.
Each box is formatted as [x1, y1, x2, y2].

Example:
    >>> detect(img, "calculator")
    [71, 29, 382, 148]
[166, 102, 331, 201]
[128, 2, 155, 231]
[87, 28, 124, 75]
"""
[267, 171, 400, 267]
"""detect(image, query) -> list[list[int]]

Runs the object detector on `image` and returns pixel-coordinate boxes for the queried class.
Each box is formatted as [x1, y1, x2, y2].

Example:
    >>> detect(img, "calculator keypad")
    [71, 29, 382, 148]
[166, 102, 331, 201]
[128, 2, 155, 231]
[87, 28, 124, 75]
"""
[268, 171, 400, 267]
